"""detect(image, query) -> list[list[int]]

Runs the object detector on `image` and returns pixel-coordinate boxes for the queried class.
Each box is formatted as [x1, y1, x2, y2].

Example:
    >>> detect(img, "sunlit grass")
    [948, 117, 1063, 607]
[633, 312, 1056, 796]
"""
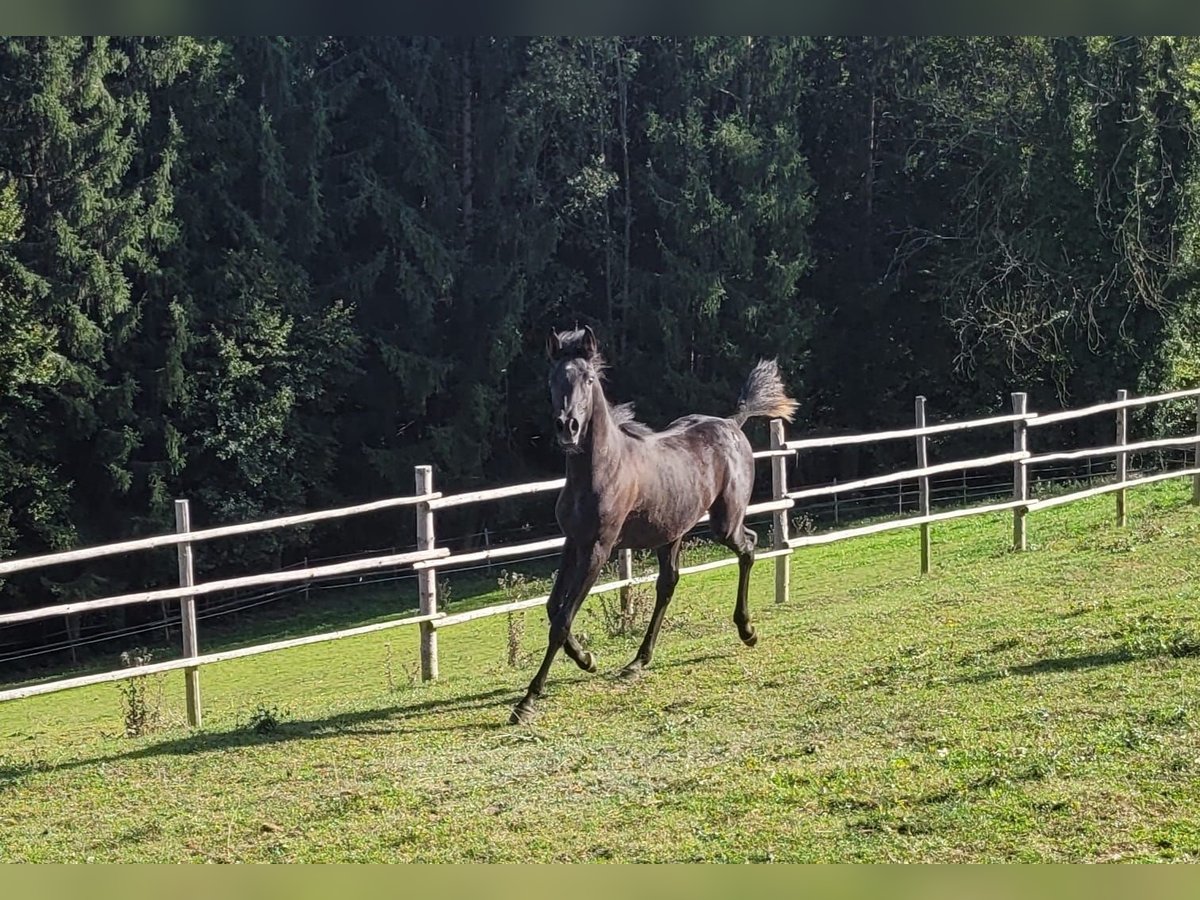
[3, 481, 1200, 861]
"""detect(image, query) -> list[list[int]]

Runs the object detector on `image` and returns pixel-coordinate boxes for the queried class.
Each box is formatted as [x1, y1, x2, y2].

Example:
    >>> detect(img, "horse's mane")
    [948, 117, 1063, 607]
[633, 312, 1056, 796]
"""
[553, 328, 608, 375]
[610, 401, 653, 439]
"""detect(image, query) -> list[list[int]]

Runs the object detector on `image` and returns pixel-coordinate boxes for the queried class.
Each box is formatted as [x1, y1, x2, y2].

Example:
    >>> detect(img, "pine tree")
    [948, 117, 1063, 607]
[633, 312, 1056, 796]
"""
[630, 37, 815, 428]
[0, 38, 200, 579]
[157, 36, 361, 571]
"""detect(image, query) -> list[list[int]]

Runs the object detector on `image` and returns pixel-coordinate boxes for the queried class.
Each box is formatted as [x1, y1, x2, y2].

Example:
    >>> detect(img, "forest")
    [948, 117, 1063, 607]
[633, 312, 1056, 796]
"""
[2, 37, 1199, 657]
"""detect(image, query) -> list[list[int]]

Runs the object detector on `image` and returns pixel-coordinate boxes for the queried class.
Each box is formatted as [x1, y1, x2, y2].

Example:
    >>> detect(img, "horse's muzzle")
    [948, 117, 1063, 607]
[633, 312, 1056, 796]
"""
[556, 435, 584, 454]
[555, 413, 582, 452]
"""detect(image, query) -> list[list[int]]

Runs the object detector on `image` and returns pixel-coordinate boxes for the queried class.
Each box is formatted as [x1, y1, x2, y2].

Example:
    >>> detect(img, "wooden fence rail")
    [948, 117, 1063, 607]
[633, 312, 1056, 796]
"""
[1022, 435, 1197, 466]
[1027, 386, 1200, 428]
[0, 492, 441, 577]
[1030, 467, 1200, 512]
[0, 547, 449, 626]
[2, 383, 1199, 718]
[783, 411, 1037, 451]
[0, 612, 443, 704]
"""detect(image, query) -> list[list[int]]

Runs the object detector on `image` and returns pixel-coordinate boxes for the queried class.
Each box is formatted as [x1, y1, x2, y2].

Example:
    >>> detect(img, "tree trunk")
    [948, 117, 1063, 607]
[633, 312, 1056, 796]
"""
[616, 40, 632, 356]
[863, 40, 878, 274]
[461, 43, 474, 244]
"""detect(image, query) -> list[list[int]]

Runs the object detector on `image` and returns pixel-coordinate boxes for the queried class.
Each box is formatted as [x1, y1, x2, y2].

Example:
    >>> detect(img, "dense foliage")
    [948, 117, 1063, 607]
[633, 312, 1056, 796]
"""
[2, 37, 1199, 644]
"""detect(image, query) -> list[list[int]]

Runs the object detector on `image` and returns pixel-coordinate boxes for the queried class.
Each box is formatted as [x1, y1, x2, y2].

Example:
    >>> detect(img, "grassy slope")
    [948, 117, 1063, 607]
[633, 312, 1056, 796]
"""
[2, 481, 1200, 862]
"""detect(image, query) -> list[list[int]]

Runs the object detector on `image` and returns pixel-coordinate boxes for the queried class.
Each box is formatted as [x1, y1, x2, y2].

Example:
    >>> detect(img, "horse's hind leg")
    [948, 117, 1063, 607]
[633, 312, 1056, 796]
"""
[620, 538, 682, 677]
[712, 502, 758, 647]
[730, 525, 758, 647]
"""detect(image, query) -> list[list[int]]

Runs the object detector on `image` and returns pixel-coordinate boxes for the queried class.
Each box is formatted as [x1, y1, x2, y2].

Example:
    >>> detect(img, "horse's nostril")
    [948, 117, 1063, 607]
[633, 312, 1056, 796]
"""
[569, 418, 580, 434]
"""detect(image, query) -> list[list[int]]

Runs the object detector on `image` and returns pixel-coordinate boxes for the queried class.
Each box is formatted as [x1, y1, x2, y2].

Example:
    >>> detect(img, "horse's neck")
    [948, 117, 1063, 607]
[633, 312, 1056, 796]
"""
[566, 386, 624, 484]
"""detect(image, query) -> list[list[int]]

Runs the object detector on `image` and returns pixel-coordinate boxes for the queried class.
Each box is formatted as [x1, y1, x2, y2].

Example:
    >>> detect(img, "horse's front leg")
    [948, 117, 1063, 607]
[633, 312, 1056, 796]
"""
[562, 632, 597, 673]
[509, 547, 583, 724]
[544, 544, 597, 674]
[510, 538, 613, 725]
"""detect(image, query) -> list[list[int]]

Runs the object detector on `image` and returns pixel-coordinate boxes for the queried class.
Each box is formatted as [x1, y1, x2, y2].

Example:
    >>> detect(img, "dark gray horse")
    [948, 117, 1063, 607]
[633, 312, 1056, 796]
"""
[510, 326, 797, 725]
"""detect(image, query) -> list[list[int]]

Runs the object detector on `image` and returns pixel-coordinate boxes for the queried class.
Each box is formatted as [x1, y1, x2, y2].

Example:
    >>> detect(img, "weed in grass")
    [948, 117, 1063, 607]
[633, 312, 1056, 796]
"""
[1165, 754, 1191, 774]
[382, 640, 419, 691]
[1145, 707, 1189, 728]
[1114, 612, 1200, 660]
[116, 647, 165, 738]
[598, 583, 652, 638]
[497, 570, 538, 667]
[244, 704, 284, 735]
[506, 613, 525, 668]
[384, 641, 395, 692]
[0, 757, 35, 789]
[790, 513, 816, 536]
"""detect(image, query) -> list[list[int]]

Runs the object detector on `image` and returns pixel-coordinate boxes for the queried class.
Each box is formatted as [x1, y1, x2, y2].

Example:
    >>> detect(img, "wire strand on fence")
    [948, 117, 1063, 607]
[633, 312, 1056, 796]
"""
[788, 451, 1027, 501]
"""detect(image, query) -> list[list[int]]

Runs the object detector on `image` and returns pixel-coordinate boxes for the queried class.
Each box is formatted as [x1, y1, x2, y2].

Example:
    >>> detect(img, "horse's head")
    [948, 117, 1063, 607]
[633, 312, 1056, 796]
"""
[546, 325, 604, 454]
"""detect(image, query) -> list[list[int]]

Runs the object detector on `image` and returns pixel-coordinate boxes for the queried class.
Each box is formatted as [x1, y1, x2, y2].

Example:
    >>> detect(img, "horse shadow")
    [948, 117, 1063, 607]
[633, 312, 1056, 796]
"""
[4, 686, 518, 784]
[4, 649, 734, 788]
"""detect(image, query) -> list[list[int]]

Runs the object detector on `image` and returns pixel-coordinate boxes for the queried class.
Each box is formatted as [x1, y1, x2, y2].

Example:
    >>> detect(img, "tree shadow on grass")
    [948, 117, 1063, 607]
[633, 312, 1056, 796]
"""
[955, 648, 1135, 685]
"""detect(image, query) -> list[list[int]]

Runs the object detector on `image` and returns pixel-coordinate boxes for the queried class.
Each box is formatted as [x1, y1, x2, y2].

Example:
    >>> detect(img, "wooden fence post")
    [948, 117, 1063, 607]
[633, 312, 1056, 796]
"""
[770, 419, 790, 604]
[1193, 395, 1200, 506]
[618, 549, 635, 614]
[1011, 392, 1028, 551]
[415, 465, 438, 681]
[915, 396, 931, 574]
[173, 499, 202, 728]
[1115, 389, 1128, 526]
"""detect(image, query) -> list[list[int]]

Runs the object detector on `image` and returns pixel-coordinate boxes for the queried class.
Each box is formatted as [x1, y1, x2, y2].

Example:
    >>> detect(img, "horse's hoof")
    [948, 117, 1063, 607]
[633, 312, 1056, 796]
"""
[509, 702, 535, 726]
[741, 629, 759, 648]
[582, 651, 598, 673]
[618, 661, 645, 680]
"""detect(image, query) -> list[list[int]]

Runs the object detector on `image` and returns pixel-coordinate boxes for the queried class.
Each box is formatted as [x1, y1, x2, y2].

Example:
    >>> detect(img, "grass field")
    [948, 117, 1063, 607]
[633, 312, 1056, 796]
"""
[3, 480, 1200, 862]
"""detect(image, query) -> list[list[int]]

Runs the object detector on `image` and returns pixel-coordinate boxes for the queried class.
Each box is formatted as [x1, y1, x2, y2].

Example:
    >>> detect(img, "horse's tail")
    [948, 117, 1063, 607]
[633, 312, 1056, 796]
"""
[732, 359, 797, 428]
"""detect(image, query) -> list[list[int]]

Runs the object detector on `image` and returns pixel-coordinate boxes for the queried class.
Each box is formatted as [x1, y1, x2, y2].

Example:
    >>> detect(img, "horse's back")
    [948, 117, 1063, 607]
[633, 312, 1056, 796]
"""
[656, 414, 753, 465]
[613, 414, 754, 548]
[662, 414, 756, 512]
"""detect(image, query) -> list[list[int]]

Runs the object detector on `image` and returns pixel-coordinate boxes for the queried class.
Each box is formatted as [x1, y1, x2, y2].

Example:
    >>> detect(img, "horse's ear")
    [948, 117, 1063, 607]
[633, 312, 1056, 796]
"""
[580, 325, 598, 359]
[546, 330, 562, 360]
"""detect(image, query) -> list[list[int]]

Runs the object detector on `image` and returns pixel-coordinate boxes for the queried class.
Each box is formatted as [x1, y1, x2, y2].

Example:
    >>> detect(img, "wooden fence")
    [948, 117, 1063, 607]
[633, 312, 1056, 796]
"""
[2, 386, 1199, 723]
